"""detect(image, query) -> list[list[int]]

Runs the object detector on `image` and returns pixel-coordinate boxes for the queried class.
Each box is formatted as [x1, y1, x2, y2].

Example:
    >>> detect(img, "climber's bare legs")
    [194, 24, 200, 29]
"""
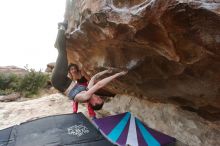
[74, 71, 127, 102]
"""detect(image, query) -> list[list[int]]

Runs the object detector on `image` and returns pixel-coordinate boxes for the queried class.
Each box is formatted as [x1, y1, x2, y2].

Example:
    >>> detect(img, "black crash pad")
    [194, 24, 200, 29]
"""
[0, 113, 115, 146]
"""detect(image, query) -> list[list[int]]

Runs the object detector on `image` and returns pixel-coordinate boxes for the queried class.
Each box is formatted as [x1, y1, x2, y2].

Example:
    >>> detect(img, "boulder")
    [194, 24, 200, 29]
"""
[62, 1, 220, 145]
[64, 0, 220, 119]
[0, 66, 27, 76]
[45, 62, 56, 73]
[0, 92, 21, 102]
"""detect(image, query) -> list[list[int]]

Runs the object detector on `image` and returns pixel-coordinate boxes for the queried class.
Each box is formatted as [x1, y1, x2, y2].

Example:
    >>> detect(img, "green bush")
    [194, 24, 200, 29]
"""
[19, 69, 49, 97]
[0, 69, 49, 97]
[0, 73, 20, 91]
[0, 88, 15, 95]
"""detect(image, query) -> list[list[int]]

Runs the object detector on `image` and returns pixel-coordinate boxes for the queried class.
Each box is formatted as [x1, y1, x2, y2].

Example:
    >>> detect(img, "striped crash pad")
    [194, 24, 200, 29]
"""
[93, 112, 176, 146]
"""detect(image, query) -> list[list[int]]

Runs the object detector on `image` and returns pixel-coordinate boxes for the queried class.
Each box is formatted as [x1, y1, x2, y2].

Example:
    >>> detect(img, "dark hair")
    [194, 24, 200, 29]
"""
[68, 63, 79, 72]
[89, 102, 104, 110]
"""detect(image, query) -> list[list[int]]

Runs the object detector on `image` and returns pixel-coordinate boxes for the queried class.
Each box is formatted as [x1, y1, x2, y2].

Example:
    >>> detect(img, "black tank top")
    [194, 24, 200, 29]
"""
[77, 76, 88, 83]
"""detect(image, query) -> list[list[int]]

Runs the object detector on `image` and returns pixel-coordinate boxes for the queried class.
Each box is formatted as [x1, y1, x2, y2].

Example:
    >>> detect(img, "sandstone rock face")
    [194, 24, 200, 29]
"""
[0, 66, 27, 75]
[64, 0, 220, 117]
[63, 0, 220, 145]
[45, 62, 55, 73]
[0, 92, 21, 102]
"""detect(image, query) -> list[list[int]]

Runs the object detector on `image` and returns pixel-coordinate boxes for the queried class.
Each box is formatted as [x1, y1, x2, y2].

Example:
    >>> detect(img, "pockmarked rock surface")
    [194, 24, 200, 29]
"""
[63, 0, 220, 146]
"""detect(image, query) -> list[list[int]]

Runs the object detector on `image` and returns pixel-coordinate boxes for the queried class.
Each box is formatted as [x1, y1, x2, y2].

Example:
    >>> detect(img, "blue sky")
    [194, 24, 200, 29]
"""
[0, 0, 65, 71]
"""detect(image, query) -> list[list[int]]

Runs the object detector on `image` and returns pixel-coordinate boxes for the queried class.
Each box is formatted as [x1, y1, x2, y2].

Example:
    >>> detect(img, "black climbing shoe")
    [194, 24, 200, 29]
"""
[58, 21, 68, 30]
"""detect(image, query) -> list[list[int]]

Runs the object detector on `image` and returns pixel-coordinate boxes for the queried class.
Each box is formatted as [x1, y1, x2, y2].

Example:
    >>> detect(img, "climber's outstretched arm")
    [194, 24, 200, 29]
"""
[87, 69, 112, 89]
[75, 71, 127, 102]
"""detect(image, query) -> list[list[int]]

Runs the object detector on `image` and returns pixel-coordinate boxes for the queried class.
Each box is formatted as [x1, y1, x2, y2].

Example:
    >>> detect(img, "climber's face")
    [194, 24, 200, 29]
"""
[69, 66, 78, 76]
[89, 94, 103, 106]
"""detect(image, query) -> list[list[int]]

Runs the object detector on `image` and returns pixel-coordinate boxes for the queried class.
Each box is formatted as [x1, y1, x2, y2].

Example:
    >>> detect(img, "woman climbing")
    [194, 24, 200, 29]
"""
[68, 63, 111, 118]
[51, 22, 127, 118]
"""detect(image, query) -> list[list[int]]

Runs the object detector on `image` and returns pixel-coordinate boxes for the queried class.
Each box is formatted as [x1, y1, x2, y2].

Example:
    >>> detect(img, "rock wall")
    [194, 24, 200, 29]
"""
[0, 66, 27, 75]
[63, 0, 220, 145]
